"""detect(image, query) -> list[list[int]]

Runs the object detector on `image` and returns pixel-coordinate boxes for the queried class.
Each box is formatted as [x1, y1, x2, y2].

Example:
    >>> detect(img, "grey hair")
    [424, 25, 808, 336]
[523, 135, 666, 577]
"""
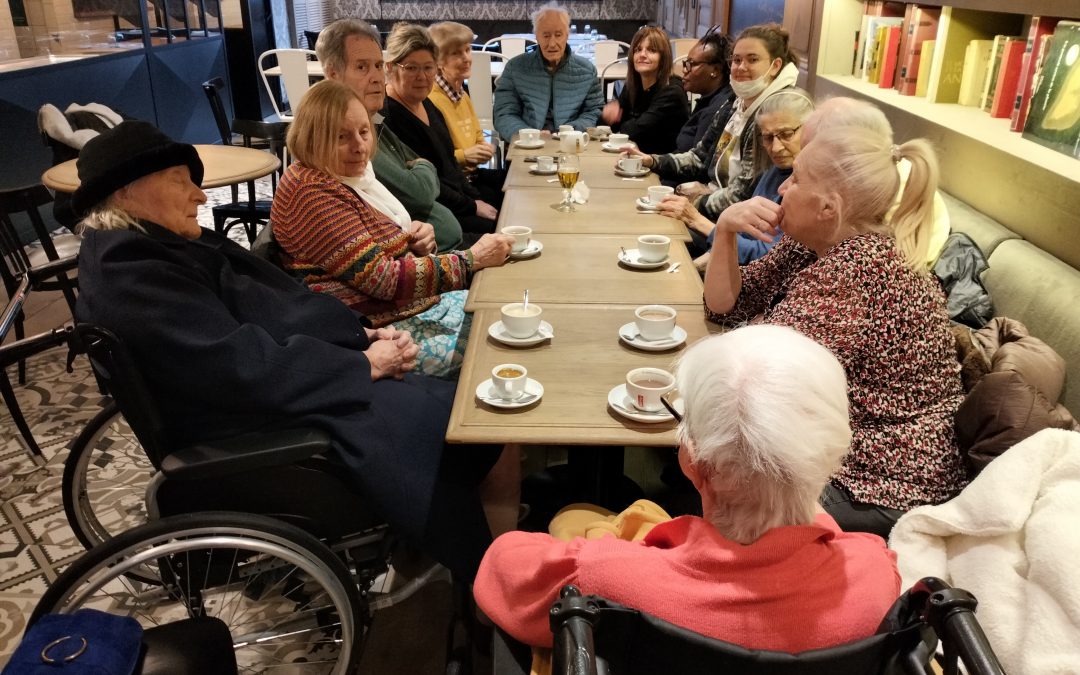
[79, 201, 144, 233]
[531, 4, 570, 33]
[754, 87, 815, 171]
[675, 325, 852, 544]
[385, 22, 438, 64]
[316, 19, 381, 75]
[803, 96, 892, 144]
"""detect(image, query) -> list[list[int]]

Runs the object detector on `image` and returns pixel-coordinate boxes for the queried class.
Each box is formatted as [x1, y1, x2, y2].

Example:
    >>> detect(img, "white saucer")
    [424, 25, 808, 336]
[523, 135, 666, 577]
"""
[607, 384, 683, 423]
[508, 239, 543, 259]
[488, 320, 553, 346]
[602, 142, 633, 153]
[514, 139, 546, 149]
[615, 167, 651, 178]
[476, 378, 544, 408]
[618, 248, 669, 269]
[618, 323, 688, 351]
[529, 167, 558, 176]
[635, 197, 659, 212]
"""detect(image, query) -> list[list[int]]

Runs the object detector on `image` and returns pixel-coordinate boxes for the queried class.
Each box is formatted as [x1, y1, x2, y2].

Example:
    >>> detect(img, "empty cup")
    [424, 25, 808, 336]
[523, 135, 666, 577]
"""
[501, 302, 543, 338]
[637, 234, 671, 263]
[492, 363, 528, 400]
[634, 305, 677, 341]
[501, 225, 532, 253]
[625, 367, 675, 411]
[558, 124, 574, 135]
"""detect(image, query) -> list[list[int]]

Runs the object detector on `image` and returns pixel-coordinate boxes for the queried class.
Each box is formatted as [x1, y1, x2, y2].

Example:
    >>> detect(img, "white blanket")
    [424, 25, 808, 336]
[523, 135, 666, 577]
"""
[890, 429, 1080, 675]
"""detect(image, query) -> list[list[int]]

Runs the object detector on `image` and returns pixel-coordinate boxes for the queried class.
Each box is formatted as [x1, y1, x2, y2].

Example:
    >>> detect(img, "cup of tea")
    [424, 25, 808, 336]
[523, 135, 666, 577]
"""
[608, 133, 631, 148]
[618, 157, 643, 173]
[501, 225, 532, 253]
[558, 124, 574, 135]
[647, 185, 675, 205]
[637, 234, 671, 263]
[634, 305, 677, 341]
[501, 302, 543, 338]
[625, 367, 675, 412]
[492, 363, 528, 400]
[536, 155, 555, 172]
[520, 128, 541, 144]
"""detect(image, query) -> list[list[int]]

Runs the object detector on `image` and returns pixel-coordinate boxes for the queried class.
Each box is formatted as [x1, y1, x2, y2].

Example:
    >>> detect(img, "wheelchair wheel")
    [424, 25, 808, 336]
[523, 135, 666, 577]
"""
[63, 401, 152, 550]
[31, 511, 364, 674]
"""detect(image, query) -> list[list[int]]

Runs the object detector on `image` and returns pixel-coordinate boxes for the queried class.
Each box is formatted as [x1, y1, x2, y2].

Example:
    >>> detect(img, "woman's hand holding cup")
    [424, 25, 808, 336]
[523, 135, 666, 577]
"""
[620, 145, 653, 168]
[469, 233, 515, 270]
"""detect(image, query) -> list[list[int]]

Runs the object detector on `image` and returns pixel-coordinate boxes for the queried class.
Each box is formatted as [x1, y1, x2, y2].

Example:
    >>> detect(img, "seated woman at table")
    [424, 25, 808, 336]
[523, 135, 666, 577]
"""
[703, 125, 968, 538]
[599, 25, 688, 154]
[657, 88, 814, 268]
[72, 120, 519, 582]
[382, 22, 501, 235]
[475, 324, 900, 651]
[317, 18, 466, 252]
[622, 23, 799, 230]
[674, 29, 734, 153]
[427, 21, 506, 196]
[271, 80, 513, 377]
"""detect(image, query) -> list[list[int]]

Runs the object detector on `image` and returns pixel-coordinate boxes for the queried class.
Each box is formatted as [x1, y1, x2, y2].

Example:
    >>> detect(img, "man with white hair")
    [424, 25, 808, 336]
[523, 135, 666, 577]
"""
[493, 4, 604, 140]
[474, 324, 900, 651]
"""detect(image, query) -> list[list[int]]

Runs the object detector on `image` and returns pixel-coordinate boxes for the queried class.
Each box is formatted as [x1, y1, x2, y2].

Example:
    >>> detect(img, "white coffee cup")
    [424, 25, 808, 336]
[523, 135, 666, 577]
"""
[625, 367, 675, 412]
[634, 305, 677, 341]
[608, 133, 631, 148]
[536, 155, 555, 172]
[637, 234, 671, 263]
[501, 225, 532, 253]
[520, 128, 541, 144]
[492, 363, 528, 400]
[647, 185, 675, 205]
[617, 157, 643, 173]
[595, 125, 612, 137]
[558, 124, 574, 135]
[559, 130, 589, 154]
[500, 302, 543, 338]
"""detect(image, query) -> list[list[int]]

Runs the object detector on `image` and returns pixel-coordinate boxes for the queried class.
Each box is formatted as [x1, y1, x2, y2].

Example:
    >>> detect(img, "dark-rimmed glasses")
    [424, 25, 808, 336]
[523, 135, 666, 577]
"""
[682, 58, 720, 71]
[760, 125, 802, 146]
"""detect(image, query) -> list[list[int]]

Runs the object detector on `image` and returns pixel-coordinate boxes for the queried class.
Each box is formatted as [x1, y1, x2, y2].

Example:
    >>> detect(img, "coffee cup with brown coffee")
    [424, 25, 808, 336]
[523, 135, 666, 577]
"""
[500, 302, 543, 338]
[634, 305, 677, 341]
[625, 367, 675, 412]
[492, 363, 528, 400]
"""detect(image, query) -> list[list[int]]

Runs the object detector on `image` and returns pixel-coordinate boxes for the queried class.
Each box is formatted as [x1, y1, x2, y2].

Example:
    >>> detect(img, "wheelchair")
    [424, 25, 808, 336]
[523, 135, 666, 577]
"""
[24, 319, 442, 673]
[512, 581, 1006, 675]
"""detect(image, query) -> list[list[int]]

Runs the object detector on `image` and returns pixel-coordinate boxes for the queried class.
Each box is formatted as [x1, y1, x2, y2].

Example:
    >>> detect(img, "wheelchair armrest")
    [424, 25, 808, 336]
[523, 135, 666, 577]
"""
[27, 255, 79, 286]
[160, 427, 334, 481]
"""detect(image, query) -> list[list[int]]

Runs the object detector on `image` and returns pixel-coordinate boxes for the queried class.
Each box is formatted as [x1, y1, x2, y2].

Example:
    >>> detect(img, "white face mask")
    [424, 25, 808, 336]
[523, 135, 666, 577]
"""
[730, 72, 772, 100]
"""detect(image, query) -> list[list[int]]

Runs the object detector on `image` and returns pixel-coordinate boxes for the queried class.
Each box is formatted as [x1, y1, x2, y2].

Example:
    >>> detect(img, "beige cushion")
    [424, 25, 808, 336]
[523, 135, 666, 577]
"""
[943, 192, 1021, 258]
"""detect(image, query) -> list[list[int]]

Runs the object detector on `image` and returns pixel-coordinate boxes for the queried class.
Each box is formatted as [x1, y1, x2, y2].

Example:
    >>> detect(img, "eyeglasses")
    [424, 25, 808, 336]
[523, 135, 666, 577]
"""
[760, 125, 802, 146]
[396, 63, 437, 77]
[682, 58, 719, 71]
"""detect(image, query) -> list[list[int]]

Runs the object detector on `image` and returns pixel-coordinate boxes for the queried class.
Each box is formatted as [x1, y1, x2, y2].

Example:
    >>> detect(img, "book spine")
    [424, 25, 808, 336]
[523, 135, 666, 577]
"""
[1010, 17, 1061, 132]
[990, 39, 1026, 118]
[880, 25, 904, 88]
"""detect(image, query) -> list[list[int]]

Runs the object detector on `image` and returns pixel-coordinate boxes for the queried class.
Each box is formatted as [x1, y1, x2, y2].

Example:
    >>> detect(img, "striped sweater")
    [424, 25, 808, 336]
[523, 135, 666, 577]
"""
[271, 164, 473, 326]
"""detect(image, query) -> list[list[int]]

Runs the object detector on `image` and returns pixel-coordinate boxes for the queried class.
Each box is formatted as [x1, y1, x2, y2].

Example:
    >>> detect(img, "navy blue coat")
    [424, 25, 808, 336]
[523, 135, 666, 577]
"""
[76, 223, 494, 579]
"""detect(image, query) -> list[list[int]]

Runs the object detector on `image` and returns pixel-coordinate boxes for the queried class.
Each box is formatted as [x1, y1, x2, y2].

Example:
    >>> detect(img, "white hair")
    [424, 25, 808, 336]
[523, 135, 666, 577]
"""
[803, 96, 892, 144]
[532, 4, 570, 33]
[675, 325, 852, 543]
[79, 202, 144, 233]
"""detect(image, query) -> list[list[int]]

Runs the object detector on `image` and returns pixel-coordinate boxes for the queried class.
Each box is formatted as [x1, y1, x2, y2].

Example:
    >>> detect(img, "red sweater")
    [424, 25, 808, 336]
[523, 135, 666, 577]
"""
[474, 514, 900, 651]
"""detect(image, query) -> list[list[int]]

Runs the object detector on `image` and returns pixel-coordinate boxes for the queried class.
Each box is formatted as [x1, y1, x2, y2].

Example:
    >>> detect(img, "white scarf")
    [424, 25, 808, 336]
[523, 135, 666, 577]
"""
[339, 166, 411, 231]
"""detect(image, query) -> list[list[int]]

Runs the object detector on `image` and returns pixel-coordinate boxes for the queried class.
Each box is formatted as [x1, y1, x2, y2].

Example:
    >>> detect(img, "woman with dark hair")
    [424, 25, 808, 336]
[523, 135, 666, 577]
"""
[600, 25, 689, 154]
[675, 28, 734, 152]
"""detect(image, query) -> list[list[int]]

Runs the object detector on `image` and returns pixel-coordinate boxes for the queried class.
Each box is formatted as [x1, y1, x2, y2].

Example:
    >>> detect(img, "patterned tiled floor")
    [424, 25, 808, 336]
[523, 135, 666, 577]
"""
[0, 178, 271, 665]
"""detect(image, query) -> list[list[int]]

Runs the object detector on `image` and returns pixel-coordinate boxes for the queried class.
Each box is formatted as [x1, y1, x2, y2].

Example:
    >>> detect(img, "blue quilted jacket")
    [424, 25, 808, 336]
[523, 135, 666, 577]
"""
[493, 47, 603, 140]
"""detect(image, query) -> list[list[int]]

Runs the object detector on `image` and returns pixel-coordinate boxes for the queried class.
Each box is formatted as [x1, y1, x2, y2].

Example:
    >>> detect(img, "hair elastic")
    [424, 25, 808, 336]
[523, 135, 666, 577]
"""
[890, 144, 902, 163]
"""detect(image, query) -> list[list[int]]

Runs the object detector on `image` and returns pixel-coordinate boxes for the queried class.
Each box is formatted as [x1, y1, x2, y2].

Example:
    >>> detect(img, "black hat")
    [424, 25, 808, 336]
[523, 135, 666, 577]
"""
[71, 120, 204, 217]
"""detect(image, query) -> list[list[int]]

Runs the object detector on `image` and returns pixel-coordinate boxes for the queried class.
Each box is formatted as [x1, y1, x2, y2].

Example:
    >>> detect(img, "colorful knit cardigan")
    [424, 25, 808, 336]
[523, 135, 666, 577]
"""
[271, 164, 473, 327]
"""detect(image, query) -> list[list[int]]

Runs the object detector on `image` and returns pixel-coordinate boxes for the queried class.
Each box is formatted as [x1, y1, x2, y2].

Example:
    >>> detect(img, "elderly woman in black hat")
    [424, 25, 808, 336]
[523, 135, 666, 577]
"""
[73, 120, 520, 581]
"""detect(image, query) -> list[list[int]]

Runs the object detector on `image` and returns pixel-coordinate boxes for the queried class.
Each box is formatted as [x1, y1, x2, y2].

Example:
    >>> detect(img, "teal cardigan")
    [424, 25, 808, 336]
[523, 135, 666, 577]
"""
[493, 48, 604, 140]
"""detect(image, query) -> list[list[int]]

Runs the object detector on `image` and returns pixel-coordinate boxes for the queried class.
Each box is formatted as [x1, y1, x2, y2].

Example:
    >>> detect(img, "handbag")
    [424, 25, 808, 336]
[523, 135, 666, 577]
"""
[2, 608, 142, 674]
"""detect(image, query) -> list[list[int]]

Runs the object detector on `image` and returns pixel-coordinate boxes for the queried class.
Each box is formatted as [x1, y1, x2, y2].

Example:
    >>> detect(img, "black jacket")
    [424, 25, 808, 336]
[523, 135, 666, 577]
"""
[612, 77, 690, 154]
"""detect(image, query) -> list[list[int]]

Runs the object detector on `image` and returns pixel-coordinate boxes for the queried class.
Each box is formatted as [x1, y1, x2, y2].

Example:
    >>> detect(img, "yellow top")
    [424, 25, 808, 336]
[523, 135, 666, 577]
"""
[428, 85, 485, 168]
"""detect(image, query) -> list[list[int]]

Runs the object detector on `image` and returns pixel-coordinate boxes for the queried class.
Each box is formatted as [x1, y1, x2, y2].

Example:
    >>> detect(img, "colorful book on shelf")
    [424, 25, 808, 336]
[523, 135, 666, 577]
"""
[925, 7, 1025, 104]
[897, 5, 942, 95]
[990, 38, 1027, 118]
[1018, 34, 1056, 134]
[1011, 16, 1063, 132]
[915, 39, 936, 97]
[856, 0, 908, 77]
[1023, 21, 1080, 159]
[879, 25, 904, 88]
[892, 3, 917, 88]
[981, 35, 1019, 112]
[862, 17, 904, 82]
[958, 40, 993, 107]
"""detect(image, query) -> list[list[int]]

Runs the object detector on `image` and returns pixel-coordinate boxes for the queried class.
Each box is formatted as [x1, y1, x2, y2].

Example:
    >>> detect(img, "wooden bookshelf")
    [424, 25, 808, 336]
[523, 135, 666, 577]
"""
[805, 0, 1080, 270]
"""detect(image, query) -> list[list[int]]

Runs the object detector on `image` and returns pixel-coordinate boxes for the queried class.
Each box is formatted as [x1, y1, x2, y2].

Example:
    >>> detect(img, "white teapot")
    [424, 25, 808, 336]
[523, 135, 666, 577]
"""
[559, 129, 590, 154]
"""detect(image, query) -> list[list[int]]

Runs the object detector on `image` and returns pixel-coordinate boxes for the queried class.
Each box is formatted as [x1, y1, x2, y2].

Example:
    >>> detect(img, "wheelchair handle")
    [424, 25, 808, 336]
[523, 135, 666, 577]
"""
[914, 579, 1006, 675]
[551, 586, 600, 675]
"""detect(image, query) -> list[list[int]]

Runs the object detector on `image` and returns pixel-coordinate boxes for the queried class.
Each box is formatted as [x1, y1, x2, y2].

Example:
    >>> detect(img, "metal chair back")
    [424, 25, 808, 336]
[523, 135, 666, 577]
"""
[258, 48, 318, 122]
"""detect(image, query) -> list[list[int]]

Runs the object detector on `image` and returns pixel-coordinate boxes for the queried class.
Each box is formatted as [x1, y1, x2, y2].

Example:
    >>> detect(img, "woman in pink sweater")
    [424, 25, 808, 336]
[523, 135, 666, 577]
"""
[474, 324, 900, 651]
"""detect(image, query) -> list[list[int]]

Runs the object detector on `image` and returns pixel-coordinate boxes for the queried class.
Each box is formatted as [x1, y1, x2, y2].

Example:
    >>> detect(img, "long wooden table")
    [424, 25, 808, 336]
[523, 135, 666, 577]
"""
[498, 188, 690, 241]
[503, 154, 657, 190]
[447, 305, 721, 446]
[463, 233, 703, 311]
